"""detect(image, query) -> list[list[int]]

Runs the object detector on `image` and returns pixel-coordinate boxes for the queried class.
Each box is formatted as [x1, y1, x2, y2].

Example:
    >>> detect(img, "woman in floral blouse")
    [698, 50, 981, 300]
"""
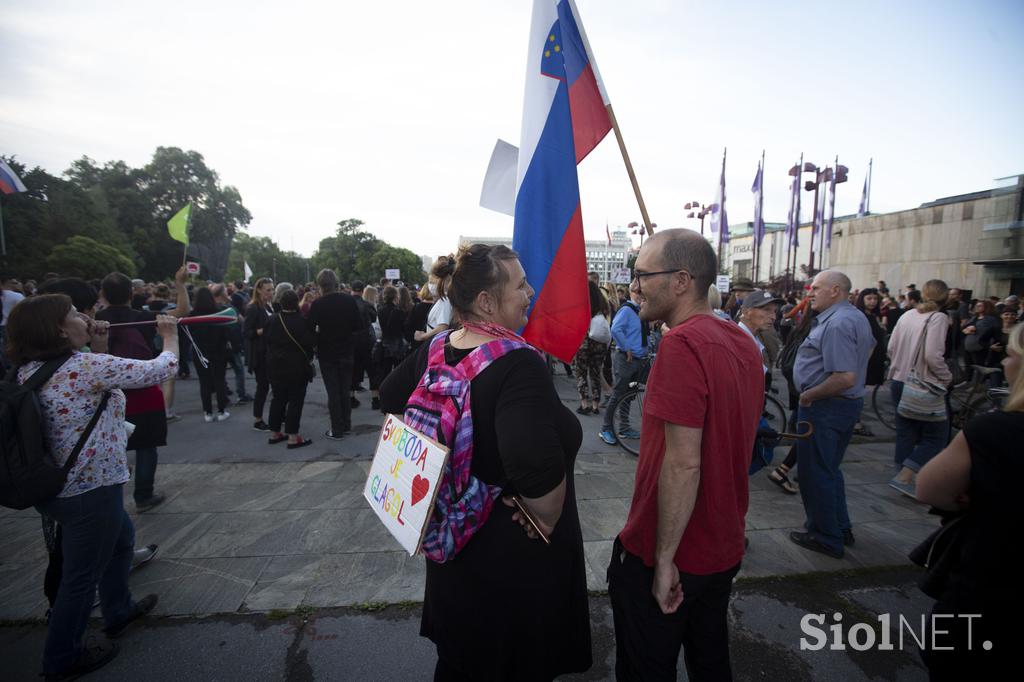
[6, 294, 180, 680]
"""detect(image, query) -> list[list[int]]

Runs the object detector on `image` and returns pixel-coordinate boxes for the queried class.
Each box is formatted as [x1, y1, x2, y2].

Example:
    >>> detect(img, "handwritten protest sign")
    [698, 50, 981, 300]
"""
[363, 414, 449, 555]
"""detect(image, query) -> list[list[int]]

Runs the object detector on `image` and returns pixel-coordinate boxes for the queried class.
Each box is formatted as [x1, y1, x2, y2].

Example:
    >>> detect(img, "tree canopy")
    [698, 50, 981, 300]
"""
[2, 151, 424, 287]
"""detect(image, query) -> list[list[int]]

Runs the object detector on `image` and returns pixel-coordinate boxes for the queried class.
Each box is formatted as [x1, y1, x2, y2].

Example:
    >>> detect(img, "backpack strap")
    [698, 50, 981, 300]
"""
[63, 392, 111, 476]
[14, 353, 73, 391]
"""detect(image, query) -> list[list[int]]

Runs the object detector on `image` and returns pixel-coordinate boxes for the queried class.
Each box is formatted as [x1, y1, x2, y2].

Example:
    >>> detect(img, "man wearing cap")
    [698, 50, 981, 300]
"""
[725, 278, 755, 320]
[738, 290, 783, 375]
[789, 270, 873, 559]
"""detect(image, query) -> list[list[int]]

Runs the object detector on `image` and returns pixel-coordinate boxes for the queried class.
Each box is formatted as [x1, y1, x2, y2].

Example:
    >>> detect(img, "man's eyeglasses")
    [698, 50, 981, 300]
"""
[632, 269, 687, 294]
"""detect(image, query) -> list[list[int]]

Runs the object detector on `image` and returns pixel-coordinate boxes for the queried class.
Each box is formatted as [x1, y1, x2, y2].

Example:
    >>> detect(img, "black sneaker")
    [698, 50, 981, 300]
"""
[789, 531, 844, 559]
[842, 529, 855, 547]
[44, 640, 119, 681]
[135, 494, 165, 513]
[371, 397, 381, 411]
[350, 396, 361, 408]
[324, 430, 344, 441]
[104, 594, 158, 639]
[253, 420, 271, 431]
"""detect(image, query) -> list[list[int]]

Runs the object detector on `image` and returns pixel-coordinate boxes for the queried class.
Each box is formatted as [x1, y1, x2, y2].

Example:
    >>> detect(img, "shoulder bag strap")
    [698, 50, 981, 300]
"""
[62, 391, 111, 476]
[910, 313, 936, 375]
[278, 313, 310, 362]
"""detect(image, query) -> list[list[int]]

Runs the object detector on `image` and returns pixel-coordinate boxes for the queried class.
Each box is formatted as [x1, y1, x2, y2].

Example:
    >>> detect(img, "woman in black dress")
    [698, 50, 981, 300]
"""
[189, 287, 232, 422]
[380, 244, 591, 681]
[370, 284, 407, 411]
[264, 289, 315, 448]
[854, 288, 887, 436]
[244, 277, 275, 430]
[916, 322, 1023, 679]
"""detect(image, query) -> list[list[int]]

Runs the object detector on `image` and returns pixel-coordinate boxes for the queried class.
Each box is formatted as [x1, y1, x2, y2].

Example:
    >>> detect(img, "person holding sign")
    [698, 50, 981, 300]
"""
[380, 244, 591, 681]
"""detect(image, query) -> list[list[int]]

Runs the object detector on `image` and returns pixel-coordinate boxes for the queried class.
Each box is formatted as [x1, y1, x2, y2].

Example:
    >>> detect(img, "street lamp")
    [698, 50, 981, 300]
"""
[684, 201, 714, 236]
[628, 221, 656, 246]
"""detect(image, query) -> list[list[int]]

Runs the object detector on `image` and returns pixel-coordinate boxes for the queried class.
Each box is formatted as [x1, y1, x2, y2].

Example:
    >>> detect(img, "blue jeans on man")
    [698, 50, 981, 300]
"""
[796, 397, 862, 555]
[603, 351, 646, 434]
[34, 484, 137, 674]
[890, 380, 948, 472]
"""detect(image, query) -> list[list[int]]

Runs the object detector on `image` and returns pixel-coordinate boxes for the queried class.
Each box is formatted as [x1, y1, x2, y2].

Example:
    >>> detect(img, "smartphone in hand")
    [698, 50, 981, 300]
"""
[511, 496, 550, 545]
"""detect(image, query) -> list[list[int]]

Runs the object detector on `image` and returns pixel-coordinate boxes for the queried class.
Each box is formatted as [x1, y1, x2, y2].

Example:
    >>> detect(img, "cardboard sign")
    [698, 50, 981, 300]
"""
[363, 414, 449, 555]
[611, 268, 632, 285]
[716, 275, 730, 294]
[384, 268, 401, 280]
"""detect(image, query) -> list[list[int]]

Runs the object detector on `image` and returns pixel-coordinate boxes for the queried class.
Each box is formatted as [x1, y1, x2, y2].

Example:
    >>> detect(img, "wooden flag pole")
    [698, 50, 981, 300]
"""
[180, 201, 193, 267]
[606, 104, 653, 237]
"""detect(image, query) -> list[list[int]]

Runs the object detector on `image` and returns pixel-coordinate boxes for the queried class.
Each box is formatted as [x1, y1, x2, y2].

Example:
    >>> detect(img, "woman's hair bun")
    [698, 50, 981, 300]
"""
[431, 255, 455, 279]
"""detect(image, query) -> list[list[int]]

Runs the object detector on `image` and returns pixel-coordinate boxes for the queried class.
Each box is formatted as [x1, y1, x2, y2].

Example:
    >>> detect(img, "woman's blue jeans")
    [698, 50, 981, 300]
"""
[890, 380, 948, 473]
[35, 484, 137, 674]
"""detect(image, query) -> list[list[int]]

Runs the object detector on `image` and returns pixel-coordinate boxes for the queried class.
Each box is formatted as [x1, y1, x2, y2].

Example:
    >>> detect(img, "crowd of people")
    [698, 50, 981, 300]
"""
[2, 236, 1021, 680]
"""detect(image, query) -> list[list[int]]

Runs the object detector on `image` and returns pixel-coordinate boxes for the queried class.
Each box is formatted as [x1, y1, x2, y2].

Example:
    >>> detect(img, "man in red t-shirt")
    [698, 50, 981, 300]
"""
[608, 229, 764, 681]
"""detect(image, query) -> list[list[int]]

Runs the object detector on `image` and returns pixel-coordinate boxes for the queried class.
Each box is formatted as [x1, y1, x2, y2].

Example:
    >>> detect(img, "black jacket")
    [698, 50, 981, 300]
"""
[244, 302, 274, 371]
[265, 310, 316, 384]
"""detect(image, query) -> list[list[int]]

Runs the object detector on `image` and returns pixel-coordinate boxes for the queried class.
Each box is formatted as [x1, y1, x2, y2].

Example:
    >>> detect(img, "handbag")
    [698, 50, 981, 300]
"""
[279, 314, 316, 382]
[897, 313, 947, 421]
[908, 511, 970, 599]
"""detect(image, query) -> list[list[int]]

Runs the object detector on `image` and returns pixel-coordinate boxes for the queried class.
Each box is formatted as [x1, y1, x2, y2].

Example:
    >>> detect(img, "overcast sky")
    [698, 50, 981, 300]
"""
[3, 0, 1022, 261]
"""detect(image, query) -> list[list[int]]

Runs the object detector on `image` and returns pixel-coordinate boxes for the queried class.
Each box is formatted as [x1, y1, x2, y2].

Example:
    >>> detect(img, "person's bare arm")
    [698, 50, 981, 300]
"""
[652, 422, 702, 614]
[170, 266, 190, 318]
[799, 371, 856, 405]
[917, 432, 971, 511]
[414, 323, 448, 343]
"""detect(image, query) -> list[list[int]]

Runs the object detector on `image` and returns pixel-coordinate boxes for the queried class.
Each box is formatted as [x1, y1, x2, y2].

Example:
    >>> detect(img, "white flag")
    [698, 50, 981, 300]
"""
[243, 261, 253, 282]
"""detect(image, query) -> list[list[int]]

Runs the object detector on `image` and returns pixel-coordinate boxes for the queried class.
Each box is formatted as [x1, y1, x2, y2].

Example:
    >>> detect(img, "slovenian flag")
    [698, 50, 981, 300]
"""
[513, 0, 612, 363]
[0, 159, 28, 195]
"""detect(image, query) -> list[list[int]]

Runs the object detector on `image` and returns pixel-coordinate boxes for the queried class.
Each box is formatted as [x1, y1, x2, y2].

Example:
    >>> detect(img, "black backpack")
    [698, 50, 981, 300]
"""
[0, 354, 110, 510]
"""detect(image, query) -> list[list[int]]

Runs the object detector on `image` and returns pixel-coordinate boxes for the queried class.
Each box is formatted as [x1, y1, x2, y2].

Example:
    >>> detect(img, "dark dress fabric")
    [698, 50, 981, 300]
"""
[243, 303, 274, 372]
[861, 310, 887, 386]
[94, 305, 166, 450]
[380, 341, 591, 681]
[404, 301, 433, 352]
[923, 410, 1024, 677]
[265, 311, 316, 384]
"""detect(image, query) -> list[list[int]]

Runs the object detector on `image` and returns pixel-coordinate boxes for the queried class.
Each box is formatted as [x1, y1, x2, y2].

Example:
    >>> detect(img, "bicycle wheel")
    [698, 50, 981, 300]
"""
[872, 383, 895, 430]
[610, 387, 644, 456]
[762, 393, 787, 429]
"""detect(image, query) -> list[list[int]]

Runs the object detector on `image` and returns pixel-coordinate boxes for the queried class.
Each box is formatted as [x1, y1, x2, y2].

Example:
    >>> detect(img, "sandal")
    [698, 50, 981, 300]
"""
[267, 434, 287, 445]
[768, 467, 798, 495]
[287, 438, 314, 449]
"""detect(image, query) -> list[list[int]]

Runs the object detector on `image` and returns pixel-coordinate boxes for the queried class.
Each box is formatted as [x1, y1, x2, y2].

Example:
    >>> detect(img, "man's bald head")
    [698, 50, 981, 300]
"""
[809, 269, 852, 312]
[644, 228, 717, 295]
[815, 269, 852, 294]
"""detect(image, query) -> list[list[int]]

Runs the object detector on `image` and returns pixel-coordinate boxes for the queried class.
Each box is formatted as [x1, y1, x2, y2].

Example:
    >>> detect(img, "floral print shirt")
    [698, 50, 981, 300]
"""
[18, 350, 178, 498]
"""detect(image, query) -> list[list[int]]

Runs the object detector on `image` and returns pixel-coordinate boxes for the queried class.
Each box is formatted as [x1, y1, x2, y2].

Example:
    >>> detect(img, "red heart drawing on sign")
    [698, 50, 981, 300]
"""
[411, 475, 429, 506]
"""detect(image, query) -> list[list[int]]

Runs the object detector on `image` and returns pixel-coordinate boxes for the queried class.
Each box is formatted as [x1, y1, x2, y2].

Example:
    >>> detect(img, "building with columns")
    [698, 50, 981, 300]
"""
[459, 229, 633, 284]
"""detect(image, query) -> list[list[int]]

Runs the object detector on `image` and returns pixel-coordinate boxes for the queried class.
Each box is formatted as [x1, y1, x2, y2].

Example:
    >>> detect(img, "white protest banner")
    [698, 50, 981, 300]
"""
[611, 268, 631, 284]
[716, 275, 730, 294]
[384, 268, 401, 280]
[363, 414, 448, 555]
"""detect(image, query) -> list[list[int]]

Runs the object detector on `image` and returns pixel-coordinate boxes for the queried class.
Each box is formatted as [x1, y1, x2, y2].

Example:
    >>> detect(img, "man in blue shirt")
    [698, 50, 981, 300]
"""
[790, 270, 874, 559]
[600, 289, 649, 446]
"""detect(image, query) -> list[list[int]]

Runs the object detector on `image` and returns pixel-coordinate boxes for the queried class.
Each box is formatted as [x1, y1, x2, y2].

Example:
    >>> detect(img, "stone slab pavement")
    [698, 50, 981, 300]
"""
[1, 366, 938, 679]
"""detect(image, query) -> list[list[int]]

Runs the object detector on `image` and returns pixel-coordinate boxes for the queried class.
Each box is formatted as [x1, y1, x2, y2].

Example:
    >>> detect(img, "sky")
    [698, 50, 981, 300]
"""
[2, 0, 1023, 261]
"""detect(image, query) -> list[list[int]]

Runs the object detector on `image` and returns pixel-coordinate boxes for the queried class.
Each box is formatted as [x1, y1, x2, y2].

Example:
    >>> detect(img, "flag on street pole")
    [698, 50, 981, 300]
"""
[709, 148, 728, 243]
[243, 261, 253, 282]
[167, 203, 192, 245]
[512, 0, 612, 363]
[751, 160, 765, 247]
[786, 159, 801, 248]
[826, 163, 842, 248]
[858, 158, 872, 217]
[606, 221, 611, 246]
[0, 160, 28, 195]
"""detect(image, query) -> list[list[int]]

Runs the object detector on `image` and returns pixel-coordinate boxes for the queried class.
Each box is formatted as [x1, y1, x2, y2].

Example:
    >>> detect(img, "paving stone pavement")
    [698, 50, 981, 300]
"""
[0, 369, 925, 621]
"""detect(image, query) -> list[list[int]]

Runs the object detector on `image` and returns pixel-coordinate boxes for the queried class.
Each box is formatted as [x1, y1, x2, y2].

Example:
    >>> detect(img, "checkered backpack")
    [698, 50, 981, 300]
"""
[405, 331, 534, 563]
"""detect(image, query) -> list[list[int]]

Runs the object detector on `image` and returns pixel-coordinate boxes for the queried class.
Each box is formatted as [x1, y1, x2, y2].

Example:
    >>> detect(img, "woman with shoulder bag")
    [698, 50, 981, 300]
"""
[370, 285, 407, 411]
[264, 290, 316, 449]
[886, 279, 953, 498]
[6, 296, 180, 679]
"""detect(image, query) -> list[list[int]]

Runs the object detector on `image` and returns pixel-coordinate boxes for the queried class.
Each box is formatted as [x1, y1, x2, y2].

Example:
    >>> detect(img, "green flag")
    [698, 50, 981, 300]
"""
[167, 203, 191, 244]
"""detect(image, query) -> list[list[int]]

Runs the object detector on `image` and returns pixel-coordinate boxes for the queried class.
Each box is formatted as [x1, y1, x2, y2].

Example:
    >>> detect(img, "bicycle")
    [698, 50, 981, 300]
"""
[949, 366, 1006, 430]
[607, 382, 788, 457]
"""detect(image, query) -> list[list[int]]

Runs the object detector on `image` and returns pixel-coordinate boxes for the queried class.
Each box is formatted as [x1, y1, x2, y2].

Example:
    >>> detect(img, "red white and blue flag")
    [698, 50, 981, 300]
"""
[513, 0, 612, 362]
[0, 159, 28, 195]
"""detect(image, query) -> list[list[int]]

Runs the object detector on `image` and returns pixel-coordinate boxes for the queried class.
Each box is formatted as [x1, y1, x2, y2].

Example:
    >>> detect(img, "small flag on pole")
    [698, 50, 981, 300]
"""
[786, 160, 801, 248]
[167, 203, 192, 245]
[606, 222, 612, 246]
[826, 162, 841, 248]
[243, 261, 253, 282]
[751, 161, 764, 247]
[857, 160, 871, 217]
[709, 148, 728, 243]
[0, 160, 28, 195]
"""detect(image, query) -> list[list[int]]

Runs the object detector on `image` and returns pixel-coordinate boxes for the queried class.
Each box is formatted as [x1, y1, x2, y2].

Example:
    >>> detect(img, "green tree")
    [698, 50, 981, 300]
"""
[311, 219, 425, 285]
[47, 236, 136, 279]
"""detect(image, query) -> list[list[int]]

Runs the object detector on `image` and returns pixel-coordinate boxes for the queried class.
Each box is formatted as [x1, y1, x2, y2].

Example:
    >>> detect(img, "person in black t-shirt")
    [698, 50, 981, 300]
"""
[916, 321, 1023, 679]
[307, 269, 364, 440]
